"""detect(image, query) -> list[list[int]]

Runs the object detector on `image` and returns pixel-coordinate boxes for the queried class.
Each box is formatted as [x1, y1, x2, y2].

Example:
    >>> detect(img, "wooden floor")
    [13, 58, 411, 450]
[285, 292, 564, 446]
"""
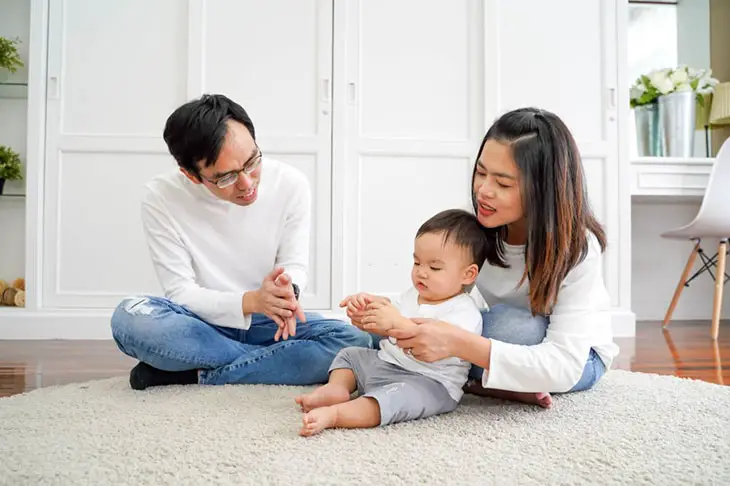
[0, 320, 728, 397]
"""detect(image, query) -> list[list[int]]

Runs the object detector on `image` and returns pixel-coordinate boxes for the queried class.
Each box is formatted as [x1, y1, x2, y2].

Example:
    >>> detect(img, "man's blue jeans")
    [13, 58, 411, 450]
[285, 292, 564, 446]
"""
[110, 295, 373, 386]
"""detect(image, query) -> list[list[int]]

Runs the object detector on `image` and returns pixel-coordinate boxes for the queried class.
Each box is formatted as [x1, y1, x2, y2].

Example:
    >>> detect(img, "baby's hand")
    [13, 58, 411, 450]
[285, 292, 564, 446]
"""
[362, 300, 403, 334]
[339, 292, 374, 311]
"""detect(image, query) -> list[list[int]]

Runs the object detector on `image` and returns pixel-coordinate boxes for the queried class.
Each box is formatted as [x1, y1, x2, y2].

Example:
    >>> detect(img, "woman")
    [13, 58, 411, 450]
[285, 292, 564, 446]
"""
[355, 107, 620, 408]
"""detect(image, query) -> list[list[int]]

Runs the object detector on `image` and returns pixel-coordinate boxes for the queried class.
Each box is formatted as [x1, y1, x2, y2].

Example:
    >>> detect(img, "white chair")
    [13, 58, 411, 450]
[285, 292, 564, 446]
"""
[662, 137, 730, 340]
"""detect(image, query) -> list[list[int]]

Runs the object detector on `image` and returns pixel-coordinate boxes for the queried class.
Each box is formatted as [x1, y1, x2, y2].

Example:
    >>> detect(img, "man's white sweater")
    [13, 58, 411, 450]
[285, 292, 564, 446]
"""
[140, 158, 311, 330]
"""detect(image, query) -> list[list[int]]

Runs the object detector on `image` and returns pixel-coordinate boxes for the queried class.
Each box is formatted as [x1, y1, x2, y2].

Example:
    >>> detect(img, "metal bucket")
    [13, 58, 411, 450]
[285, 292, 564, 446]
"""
[658, 91, 696, 157]
[634, 103, 662, 157]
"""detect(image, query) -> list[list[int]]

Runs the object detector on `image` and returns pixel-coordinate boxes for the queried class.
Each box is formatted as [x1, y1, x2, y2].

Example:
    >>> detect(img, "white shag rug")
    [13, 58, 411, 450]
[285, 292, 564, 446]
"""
[0, 370, 729, 485]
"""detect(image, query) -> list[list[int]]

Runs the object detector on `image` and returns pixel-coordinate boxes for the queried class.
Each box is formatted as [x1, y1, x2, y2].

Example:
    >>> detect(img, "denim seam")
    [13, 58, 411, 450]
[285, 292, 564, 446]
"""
[200, 339, 302, 382]
[114, 331, 223, 369]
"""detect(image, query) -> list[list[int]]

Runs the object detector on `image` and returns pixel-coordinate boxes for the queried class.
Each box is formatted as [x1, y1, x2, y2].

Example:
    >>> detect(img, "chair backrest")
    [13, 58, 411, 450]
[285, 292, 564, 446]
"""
[692, 137, 730, 231]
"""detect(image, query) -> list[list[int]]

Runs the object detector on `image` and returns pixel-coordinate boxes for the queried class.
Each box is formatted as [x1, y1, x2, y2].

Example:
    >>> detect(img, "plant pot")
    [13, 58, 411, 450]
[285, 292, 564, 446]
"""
[634, 102, 662, 157]
[0, 178, 5, 195]
[0, 70, 9, 83]
[658, 91, 696, 158]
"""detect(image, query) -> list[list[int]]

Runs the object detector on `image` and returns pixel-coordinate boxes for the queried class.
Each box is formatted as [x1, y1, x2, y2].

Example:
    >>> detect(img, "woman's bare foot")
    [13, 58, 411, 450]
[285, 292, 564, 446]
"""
[300, 406, 338, 437]
[494, 390, 552, 409]
[464, 383, 552, 409]
[295, 384, 350, 412]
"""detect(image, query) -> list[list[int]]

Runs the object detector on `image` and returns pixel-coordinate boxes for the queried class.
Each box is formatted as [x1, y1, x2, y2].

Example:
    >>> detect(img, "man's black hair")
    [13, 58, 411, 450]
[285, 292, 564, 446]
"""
[162, 93, 256, 178]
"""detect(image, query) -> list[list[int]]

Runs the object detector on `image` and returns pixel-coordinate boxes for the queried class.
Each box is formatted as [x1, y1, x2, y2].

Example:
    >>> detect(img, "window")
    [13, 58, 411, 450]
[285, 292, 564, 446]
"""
[628, 1, 678, 85]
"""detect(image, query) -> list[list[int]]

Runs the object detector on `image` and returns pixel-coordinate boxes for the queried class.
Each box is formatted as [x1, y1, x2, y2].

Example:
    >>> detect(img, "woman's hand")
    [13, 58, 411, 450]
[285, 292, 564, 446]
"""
[387, 318, 459, 362]
[361, 300, 404, 334]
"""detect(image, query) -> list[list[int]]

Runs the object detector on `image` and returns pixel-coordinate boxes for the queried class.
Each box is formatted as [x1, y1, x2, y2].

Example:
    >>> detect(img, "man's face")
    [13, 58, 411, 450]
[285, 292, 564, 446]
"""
[182, 120, 262, 206]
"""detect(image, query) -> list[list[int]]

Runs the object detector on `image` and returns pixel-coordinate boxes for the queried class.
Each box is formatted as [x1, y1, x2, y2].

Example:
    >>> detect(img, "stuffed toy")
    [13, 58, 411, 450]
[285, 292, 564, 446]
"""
[0, 277, 25, 307]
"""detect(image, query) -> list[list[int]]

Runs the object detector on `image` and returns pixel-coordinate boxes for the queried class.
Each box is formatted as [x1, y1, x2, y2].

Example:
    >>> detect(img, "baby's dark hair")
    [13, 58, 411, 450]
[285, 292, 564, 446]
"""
[416, 209, 490, 269]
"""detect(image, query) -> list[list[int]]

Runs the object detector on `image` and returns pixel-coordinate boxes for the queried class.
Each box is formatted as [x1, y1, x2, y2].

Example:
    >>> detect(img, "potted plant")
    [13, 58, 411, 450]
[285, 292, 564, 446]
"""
[630, 66, 718, 157]
[0, 36, 24, 82]
[0, 145, 23, 195]
[630, 71, 664, 157]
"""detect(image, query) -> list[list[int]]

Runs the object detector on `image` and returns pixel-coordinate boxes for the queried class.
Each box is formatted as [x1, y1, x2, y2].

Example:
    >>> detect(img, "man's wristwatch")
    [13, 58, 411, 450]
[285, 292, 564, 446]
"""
[292, 283, 300, 301]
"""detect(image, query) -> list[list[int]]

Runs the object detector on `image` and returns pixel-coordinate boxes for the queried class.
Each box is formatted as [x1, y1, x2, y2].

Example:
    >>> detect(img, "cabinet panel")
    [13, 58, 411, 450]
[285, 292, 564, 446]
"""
[358, 155, 472, 297]
[205, 0, 324, 138]
[358, 0, 471, 141]
[60, 0, 187, 135]
[55, 152, 168, 297]
[494, 0, 605, 144]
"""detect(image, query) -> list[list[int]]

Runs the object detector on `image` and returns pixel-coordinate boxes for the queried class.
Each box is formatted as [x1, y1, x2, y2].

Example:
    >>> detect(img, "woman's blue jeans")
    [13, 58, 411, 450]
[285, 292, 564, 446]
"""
[467, 303, 606, 393]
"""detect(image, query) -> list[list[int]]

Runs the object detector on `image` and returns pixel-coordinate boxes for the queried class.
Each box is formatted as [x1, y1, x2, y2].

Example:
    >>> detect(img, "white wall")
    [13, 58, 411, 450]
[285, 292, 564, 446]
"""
[0, 0, 30, 283]
[632, 200, 730, 320]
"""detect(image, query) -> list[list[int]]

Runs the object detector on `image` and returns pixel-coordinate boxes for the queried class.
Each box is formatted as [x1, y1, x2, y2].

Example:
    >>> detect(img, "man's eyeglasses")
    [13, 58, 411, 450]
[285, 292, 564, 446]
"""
[202, 146, 263, 189]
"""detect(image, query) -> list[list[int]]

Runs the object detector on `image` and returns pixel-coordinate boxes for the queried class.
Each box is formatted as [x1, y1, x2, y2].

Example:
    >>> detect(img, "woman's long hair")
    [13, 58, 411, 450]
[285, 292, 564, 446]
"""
[471, 107, 607, 316]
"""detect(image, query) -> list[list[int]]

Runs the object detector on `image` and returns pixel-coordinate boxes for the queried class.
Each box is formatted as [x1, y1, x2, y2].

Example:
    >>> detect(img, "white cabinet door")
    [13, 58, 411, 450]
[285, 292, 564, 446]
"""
[42, 0, 189, 308]
[484, 0, 628, 311]
[202, 0, 334, 309]
[335, 0, 485, 301]
[42, 0, 333, 310]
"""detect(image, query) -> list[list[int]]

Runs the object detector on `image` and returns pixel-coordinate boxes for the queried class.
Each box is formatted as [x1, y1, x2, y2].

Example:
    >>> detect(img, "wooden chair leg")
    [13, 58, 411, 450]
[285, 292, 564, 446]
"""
[663, 240, 701, 328]
[711, 239, 727, 340]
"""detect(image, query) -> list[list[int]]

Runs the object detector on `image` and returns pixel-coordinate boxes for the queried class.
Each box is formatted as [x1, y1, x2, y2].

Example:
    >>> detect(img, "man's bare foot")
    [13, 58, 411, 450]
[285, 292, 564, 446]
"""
[300, 406, 338, 437]
[464, 383, 552, 409]
[295, 384, 350, 412]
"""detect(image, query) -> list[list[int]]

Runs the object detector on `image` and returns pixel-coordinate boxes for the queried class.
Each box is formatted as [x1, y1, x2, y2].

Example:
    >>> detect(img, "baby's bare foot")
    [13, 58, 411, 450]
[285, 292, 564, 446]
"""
[295, 384, 350, 412]
[299, 406, 338, 437]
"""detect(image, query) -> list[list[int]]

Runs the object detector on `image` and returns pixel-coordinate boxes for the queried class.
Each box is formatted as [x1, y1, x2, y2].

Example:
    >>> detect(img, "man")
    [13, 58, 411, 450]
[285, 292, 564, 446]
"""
[110, 93, 372, 390]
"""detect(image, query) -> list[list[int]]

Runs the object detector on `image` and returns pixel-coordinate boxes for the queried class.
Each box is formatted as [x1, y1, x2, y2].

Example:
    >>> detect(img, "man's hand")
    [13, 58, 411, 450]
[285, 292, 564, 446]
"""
[273, 271, 306, 341]
[361, 299, 407, 335]
[242, 268, 305, 337]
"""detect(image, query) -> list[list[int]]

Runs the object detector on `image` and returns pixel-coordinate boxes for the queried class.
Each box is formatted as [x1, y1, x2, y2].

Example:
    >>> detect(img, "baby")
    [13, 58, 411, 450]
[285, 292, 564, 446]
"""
[295, 208, 489, 436]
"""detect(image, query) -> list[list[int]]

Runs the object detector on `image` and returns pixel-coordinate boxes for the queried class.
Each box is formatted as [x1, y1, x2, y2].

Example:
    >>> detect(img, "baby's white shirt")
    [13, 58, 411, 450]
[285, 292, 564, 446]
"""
[377, 287, 483, 402]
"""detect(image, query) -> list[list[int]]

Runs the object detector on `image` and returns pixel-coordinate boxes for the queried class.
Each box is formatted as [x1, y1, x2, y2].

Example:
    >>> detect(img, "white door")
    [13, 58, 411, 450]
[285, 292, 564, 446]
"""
[334, 0, 486, 302]
[42, 0, 189, 309]
[42, 0, 334, 310]
[202, 0, 334, 309]
[484, 0, 628, 311]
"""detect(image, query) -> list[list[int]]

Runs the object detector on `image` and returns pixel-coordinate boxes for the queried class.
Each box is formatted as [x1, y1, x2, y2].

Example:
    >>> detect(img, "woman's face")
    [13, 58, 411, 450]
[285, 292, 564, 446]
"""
[472, 139, 525, 235]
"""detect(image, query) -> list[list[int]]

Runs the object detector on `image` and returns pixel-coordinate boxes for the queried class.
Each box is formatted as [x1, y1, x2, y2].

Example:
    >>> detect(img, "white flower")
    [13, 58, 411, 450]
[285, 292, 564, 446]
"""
[651, 74, 674, 94]
[630, 86, 645, 101]
[670, 68, 689, 86]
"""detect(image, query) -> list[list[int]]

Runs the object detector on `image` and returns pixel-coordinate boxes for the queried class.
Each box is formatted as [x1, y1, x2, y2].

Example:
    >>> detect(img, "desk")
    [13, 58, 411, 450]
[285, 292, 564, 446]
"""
[630, 157, 715, 198]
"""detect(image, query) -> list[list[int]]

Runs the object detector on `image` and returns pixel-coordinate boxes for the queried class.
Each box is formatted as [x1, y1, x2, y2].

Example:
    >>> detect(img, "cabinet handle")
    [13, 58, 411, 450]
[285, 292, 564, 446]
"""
[321, 79, 330, 102]
[348, 82, 356, 104]
[48, 76, 59, 99]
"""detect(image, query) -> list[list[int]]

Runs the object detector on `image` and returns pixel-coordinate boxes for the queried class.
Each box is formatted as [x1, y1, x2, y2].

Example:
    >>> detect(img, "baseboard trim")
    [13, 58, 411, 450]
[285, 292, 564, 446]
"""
[0, 307, 637, 339]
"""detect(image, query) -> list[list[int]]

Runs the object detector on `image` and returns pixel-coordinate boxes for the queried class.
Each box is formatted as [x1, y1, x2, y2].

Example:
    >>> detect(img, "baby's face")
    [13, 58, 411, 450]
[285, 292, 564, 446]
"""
[411, 232, 477, 304]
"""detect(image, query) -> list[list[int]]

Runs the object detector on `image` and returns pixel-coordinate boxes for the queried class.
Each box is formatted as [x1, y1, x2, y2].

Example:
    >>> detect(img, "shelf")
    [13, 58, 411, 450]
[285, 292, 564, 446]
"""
[630, 156, 715, 198]
[632, 156, 716, 166]
[0, 194, 25, 199]
[0, 81, 28, 100]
